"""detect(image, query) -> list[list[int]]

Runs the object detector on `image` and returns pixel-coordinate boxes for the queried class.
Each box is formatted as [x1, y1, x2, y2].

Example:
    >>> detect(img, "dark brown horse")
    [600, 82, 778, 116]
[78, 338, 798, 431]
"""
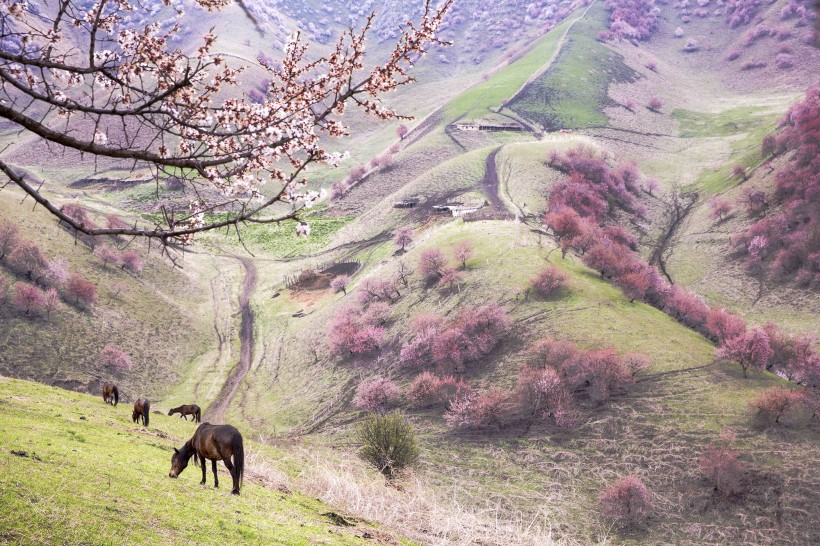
[169, 423, 244, 495]
[168, 404, 201, 423]
[132, 398, 150, 426]
[101, 382, 119, 406]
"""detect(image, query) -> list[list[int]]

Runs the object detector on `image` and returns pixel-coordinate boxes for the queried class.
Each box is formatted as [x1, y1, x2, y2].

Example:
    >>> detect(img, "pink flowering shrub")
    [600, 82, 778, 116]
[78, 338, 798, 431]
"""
[353, 377, 401, 413]
[599, 476, 652, 526]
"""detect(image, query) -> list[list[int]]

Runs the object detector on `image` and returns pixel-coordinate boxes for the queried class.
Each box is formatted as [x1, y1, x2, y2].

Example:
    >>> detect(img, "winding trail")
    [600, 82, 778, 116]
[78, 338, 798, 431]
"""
[206, 256, 257, 423]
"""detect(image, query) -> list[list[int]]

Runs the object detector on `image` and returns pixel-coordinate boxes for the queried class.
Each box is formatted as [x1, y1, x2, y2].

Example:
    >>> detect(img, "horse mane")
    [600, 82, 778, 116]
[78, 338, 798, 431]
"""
[179, 439, 196, 464]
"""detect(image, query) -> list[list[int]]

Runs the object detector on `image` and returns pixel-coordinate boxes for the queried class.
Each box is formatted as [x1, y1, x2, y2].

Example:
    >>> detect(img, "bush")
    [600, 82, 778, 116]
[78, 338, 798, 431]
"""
[353, 377, 401, 413]
[515, 365, 568, 417]
[530, 265, 568, 297]
[444, 388, 509, 430]
[327, 307, 385, 357]
[599, 476, 652, 526]
[648, 97, 663, 111]
[357, 411, 419, 478]
[406, 372, 471, 408]
[101, 345, 133, 370]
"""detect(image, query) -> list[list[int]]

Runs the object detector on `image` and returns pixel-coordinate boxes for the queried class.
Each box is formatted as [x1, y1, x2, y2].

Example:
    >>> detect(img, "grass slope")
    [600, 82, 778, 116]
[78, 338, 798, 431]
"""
[0, 377, 397, 546]
[0, 192, 216, 403]
[441, 6, 583, 124]
[507, 1, 638, 130]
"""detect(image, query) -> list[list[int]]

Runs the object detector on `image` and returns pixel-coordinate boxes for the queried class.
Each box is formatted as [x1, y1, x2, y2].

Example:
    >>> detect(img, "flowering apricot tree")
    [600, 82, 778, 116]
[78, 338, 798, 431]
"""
[0, 0, 452, 244]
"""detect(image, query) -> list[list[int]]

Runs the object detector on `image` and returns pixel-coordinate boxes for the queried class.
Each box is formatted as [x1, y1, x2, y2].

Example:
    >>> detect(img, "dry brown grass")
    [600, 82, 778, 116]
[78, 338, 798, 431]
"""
[292, 447, 602, 546]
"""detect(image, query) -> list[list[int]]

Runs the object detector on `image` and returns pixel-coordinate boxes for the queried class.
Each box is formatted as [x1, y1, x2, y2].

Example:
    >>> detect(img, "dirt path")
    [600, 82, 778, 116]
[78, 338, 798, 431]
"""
[206, 256, 257, 423]
[480, 146, 507, 212]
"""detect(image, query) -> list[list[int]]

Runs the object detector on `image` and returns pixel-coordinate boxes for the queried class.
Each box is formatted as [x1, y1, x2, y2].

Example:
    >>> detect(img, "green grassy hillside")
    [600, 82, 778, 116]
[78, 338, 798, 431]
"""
[0, 192, 220, 404]
[0, 377, 399, 545]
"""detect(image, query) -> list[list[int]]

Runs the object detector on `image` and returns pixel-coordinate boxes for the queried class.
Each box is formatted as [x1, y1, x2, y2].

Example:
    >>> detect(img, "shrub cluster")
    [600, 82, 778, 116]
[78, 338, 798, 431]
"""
[399, 304, 511, 373]
[601, 0, 660, 42]
[0, 219, 98, 314]
[731, 85, 819, 287]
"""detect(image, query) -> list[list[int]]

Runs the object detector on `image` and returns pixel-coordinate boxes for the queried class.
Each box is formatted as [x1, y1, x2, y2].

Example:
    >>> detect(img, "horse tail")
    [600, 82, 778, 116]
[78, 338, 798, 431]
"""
[144, 400, 150, 427]
[113, 386, 119, 407]
[196, 408, 201, 423]
[233, 433, 244, 490]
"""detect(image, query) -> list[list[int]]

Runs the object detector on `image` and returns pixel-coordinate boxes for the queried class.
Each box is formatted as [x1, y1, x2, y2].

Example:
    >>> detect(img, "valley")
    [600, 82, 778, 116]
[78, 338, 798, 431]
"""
[0, 0, 818, 544]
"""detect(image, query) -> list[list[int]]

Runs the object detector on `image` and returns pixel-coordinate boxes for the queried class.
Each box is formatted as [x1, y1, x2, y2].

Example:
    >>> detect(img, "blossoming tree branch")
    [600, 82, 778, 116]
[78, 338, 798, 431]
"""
[0, 0, 452, 244]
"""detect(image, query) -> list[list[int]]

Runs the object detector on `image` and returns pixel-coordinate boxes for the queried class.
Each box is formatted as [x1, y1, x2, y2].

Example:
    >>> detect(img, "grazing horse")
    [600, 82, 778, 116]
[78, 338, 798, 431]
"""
[132, 398, 150, 426]
[101, 382, 119, 406]
[167, 404, 201, 423]
[169, 423, 244, 495]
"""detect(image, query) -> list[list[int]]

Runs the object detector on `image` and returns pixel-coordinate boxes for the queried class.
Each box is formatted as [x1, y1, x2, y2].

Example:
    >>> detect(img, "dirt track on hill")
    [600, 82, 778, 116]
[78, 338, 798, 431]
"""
[206, 256, 257, 423]
[480, 147, 506, 211]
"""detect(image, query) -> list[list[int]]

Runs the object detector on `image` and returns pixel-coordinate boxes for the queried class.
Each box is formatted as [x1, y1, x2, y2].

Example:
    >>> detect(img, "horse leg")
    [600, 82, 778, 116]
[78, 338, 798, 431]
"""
[212, 459, 219, 489]
[200, 456, 207, 485]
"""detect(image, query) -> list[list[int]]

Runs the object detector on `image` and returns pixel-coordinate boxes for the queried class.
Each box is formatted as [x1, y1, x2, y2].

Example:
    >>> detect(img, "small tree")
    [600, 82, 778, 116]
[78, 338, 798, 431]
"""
[94, 245, 121, 268]
[396, 260, 414, 288]
[598, 476, 652, 526]
[530, 265, 569, 298]
[66, 275, 98, 309]
[708, 197, 733, 221]
[643, 178, 660, 196]
[732, 165, 747, 181]
[418, 248, 447, 282]
[43, 288, 60, 319]
[357, 411, 420, 478]
[761, 134, 777, 158]
[717, 327, 773, 378]
[751, 387, 802, 424]
[45, 258, 70, 287]
[101, 345, 133, 370]
[11, 283, 46, 316]
[393, 227, 414, 251]
[120, 251, 144, 273]
[397, 124, 409, 140]
[438, 267, 464, 292]
[452, 240, 474, 269]
[353, 377, 401, 413]
[700, 431, 745, 496]
[0, 220, 19, 261]
[330, 274, 350, 294]
[706, 308, 747, 343]
[107, 214, 130, 230]
[648, 97, 663, 112]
